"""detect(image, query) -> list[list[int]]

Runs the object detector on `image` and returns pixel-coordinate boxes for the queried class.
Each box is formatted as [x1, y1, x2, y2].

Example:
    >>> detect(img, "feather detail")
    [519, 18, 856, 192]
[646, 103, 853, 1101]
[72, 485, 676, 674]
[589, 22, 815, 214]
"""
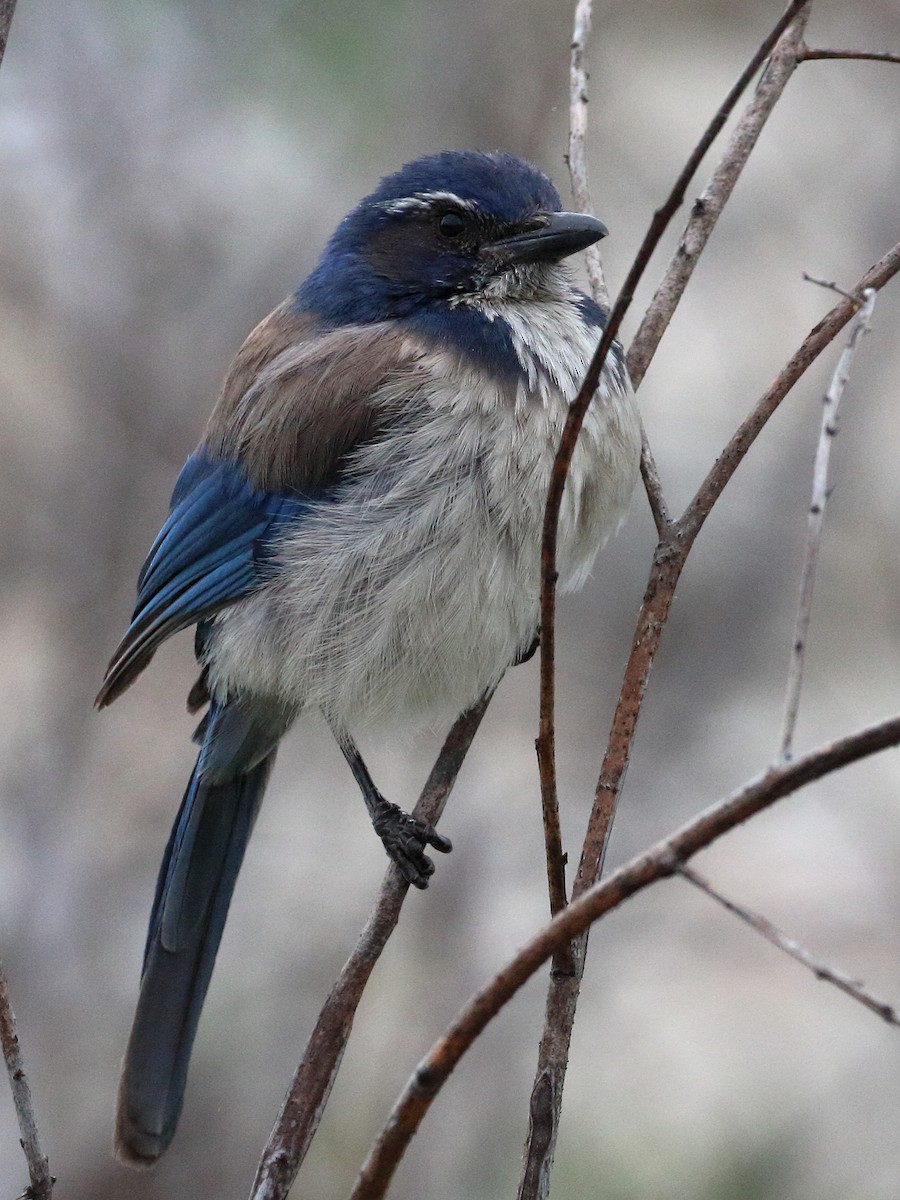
[96, 457, 311, 708]
[204, 305, 641, 728]
[205, 312, 426, 494]
[115, 699, 292, 1166]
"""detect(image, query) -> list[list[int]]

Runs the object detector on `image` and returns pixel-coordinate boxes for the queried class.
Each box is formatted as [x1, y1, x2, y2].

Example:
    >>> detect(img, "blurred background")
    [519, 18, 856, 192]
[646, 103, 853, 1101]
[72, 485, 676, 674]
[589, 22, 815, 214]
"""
[1, 1, 899, 1197]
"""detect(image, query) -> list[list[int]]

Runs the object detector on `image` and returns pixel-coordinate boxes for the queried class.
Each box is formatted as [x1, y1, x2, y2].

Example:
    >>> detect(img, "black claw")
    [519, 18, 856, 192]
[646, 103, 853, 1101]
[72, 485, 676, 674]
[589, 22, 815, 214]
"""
[331, 728, 453, 887]
[372, 800, 452, 888]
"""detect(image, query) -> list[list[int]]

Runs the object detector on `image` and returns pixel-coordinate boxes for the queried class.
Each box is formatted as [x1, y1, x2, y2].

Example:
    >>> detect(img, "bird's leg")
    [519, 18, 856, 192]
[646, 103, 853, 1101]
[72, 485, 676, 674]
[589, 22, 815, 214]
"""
[330, 726, 452, 889]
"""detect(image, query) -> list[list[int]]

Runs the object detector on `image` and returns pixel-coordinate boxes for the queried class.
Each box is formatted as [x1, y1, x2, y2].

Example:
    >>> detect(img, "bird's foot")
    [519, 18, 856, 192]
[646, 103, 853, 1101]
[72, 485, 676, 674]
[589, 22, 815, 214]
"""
[371, 797, 452, 889]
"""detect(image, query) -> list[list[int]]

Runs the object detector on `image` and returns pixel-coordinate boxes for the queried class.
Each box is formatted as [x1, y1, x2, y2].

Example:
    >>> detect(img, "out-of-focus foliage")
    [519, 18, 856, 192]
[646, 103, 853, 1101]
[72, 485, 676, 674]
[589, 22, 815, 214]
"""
[1, 1, 899, 1197]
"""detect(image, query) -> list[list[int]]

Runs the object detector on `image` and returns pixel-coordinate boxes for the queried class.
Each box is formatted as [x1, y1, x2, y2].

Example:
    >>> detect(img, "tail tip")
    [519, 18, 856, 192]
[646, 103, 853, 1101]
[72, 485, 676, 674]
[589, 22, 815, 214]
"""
[114, 1097, 173, 1170]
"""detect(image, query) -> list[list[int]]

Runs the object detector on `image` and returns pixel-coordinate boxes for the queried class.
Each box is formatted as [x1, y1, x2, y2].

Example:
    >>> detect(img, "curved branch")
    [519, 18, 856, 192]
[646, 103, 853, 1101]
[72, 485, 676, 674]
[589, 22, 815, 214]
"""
[350, 714, 900, 1200]
[537, 0, 810, 921]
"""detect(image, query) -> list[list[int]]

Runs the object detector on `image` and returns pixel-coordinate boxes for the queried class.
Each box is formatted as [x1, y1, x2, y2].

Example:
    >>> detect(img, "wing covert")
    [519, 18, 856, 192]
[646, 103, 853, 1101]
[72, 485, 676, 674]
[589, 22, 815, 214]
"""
[96, 454, 310, 708]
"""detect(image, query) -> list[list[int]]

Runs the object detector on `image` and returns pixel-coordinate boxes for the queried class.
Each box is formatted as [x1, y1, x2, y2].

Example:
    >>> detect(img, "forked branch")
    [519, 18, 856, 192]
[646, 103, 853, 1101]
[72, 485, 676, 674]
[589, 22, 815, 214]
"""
[677, 863, 900, 1027]
[350, 713, 900, 1200]
[524, 5, 812, 1193]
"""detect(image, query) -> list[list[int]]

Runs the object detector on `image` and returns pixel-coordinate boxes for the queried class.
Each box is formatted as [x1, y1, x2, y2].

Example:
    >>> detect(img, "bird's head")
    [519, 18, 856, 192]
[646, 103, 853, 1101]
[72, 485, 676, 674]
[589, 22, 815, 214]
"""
[298, 150, 607, 324]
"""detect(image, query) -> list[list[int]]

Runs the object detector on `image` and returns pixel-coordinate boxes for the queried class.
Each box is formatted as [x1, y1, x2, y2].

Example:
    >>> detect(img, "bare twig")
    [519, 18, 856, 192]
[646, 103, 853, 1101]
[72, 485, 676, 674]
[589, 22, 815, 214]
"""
[519, 241, 896, 1197]
[0, 963, 53, 1200]
[567, 0, 608, 309]
[802, 272, 858, 302]
[685, 249, 900, 539]
[640, 433, 672, 536]
[799, 47, 900, 66]
[349, 713, 900, 1200]
[0, 0, 18, 72]
[249, 696, 491, 1200]
[538, 0, 608, 935]
[539, 0, 810, 853]
[780, 285, 877, 760]
[627, 3, 811, 388]
[536, 0, 616, 930]
[538, 0, 810, 923]
[676, 862, 900, 1027]
[525, 7, 811, 1194]
[567, 0, 671, 542]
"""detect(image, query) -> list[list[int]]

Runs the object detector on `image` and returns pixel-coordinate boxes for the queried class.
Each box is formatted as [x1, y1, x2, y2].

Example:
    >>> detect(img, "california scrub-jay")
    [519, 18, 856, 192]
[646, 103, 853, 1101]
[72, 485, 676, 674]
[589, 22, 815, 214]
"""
[98, 149, 641, 1165]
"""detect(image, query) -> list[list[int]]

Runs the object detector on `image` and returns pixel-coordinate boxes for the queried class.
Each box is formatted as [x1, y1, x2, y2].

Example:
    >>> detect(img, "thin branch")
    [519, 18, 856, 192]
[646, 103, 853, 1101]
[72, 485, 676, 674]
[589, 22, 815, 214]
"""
[526, 7, 824, 1194]
[799, 47, 900, 66]
[534, 710, 570, 923]
[535, 0, 613, 937]
[780, 285, 877, 760]
[538, 0, 810, 922]
[567, 0, 609, 309]
[0, 963, 53, 1200]
[627, 3, 811, 389]
[568, 1, 671, 545]
[524, 235, 900, 1200]
[249, 696, 492, 1200]
[535, 0, 616, 936]
[677, 862, 900, 1027]
[684, 247, 900, 540]
[551, 0, 634, 933]
[349, 713, 900, 1200]
[594, 245, 900, 883]
[801, 272, 858, 302]
[0, 0, 19, 72]
[640, 432, 671, 536]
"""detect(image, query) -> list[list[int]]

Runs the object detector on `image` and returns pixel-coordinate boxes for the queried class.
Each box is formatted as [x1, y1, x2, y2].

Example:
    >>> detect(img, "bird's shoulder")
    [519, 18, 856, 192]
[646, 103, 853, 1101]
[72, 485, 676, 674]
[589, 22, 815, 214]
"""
[204, 300, 432, 493]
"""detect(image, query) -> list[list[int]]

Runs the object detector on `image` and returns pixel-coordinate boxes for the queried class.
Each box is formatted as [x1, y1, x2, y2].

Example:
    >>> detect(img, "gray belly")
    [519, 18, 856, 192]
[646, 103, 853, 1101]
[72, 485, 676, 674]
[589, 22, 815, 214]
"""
[206, 359, 640, 729]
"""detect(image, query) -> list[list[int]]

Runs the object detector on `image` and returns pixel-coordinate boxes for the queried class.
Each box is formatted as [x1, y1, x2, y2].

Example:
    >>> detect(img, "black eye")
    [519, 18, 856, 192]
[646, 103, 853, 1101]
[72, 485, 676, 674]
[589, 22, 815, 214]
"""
[438, 211, 467, 238]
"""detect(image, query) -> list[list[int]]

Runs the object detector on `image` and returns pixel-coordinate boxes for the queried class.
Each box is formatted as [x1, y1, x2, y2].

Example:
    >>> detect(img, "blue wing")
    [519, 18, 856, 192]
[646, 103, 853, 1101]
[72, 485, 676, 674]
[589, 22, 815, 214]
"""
[97, 452, 312, 708]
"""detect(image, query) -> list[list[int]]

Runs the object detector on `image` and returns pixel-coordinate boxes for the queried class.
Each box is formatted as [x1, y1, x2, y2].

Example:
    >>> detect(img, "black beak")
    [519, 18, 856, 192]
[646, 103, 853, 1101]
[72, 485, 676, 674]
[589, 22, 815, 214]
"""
[482, 211, 608, 265]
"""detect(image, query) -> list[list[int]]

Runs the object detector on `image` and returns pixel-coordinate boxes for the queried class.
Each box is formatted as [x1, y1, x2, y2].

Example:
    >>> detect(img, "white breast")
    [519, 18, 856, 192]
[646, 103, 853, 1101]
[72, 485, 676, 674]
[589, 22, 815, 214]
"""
[208, 295, 641, 730]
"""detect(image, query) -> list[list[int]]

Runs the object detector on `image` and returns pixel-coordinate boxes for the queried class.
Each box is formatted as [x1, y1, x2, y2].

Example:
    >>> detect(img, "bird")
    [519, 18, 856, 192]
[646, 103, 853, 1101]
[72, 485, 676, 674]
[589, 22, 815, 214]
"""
[97, 149, 641, 1167]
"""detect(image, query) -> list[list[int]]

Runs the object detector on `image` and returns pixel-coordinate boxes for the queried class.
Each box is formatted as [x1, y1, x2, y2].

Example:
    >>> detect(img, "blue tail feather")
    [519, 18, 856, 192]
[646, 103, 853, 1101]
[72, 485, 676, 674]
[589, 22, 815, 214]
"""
[115, 701, 291, 1166]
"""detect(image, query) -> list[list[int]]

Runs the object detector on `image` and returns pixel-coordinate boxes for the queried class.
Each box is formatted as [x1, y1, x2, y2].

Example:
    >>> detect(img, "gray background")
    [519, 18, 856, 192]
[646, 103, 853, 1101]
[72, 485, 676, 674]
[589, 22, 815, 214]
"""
[1, 1, 899, 1197]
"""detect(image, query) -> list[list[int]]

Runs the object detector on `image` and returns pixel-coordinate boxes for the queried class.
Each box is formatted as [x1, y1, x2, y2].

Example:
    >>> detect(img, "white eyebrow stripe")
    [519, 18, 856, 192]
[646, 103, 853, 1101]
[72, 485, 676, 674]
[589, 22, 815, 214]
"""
[379, 191, 479, 216]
